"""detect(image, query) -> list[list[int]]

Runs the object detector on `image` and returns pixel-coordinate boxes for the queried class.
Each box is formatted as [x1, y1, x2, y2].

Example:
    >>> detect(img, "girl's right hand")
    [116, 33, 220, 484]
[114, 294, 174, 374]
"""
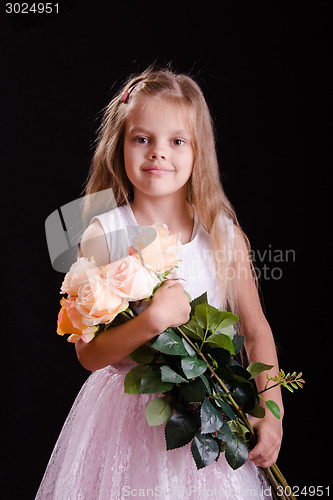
[148, 280, 191, 333]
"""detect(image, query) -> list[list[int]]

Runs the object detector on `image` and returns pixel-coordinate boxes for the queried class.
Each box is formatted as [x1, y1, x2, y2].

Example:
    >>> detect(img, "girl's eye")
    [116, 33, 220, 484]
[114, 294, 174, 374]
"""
[136, 137, 149, 144]
[172, 138, 185, 146]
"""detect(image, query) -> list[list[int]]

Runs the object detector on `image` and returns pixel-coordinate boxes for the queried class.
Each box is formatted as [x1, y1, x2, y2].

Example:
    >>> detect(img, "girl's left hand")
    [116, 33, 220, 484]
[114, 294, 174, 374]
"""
[248, 415, 283, 468]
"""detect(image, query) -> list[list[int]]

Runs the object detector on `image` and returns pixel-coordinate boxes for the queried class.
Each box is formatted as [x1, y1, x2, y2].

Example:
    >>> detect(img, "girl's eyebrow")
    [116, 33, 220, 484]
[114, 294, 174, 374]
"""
[127, 126, 190, 137]
[127, 126, 151, 135]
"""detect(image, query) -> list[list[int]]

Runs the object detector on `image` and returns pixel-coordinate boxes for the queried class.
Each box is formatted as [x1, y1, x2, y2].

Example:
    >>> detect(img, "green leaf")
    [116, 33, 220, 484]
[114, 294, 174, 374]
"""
[182, 338, 196, 357]
[178, 320, 205, 341]
[247, 399, 266, 418]
[229, 359, 252, 380]
[216, 421, 234, 443]
[227, 420, 249, 440]
[124, 365, 150, 394]
[181, 356, 208, 379]
[195, 304, 223, 333]
[209, 348, 230, 368]
[247, 362, 274, 379]
[146, 397, 173, 426]
[217, 324, 235, 339]
[216, 365, 234, 381]
[152, 329, 188, 356]
[139, 370, 174, 394]
[225, 434, 248, 470]
[205, 333, 235, 354]
[165, 412, 197, 450]
[232, 335, 244, 355]
[190, 292, 208, 315]
[265, 400, 281, 419]
[129, 345, 155, 365]
[213, 396, 236, 420]
[216, 312, 239, 329]
[230, 376, 256, 412]
[160, 365, 187, 384]
[180, 377, 206, 403]
[191, 432, 219, 469]
[200, 398, 224, 434]
[199, 374, 212, 396]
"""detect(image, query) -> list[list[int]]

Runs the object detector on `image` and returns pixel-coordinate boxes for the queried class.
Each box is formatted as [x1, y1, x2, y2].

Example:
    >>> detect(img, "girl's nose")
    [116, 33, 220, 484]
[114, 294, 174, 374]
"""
[149, 144, 167, 160]
[150, 152, 166, 160]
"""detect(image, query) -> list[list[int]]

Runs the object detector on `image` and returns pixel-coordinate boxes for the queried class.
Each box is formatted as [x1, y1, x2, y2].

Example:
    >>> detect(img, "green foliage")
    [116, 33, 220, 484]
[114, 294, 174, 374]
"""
[225, 434, 248, 470]
[129, 345, 155, 365]
[200, 398, 224, 434]
[146, 397, 173, 426]
[152, 329, 188, 356]
[265, 400, 281, 419]
[165, 412, 197, 450]
[178, 320, 205, 341]
[139, 370, 174, 394]
[264, 369, 305, 393]
[180, 377, 206, 403]
[160, 365, 187, 384]
[181, 357, 208, 379]
[124, 366, 150, 394]
[191, 432, 219, 469]
[247, 362, 274, 379]
[124, 291, 304, 475]
[205, 333, 235, 354]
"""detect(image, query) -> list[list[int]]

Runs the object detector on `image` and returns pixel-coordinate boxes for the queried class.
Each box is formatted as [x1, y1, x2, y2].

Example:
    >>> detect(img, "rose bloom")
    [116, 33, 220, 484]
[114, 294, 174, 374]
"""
[74, 272, 128, 329]
[130, 223, 181, 273]
[105, 255, 160, 301]
[57, 297, 99, 343]
[60, 257, 100, 296]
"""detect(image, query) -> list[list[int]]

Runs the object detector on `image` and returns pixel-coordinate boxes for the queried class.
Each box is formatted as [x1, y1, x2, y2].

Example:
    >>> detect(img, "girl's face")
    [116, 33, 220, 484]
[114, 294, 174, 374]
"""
[123, 96, 194, 202]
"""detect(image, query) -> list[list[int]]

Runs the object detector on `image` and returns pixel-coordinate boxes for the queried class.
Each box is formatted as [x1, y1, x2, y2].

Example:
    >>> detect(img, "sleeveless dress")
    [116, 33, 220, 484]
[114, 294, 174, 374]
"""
[36, 205, 271, 500]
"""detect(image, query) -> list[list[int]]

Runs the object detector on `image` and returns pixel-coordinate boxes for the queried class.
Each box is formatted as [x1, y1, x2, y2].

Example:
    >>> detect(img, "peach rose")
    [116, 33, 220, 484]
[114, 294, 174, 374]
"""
[105, 255, 160, 301]
[60, 257, 100, 297]
[57, 297, 82, 336]
[74, 272, 128, 328]
[130, 223, 181, 273]
[57, 297, 98, 343]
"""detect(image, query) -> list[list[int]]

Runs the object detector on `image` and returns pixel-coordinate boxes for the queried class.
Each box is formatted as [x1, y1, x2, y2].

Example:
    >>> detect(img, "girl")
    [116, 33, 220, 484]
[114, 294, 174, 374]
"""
[36, 67, 283, 499]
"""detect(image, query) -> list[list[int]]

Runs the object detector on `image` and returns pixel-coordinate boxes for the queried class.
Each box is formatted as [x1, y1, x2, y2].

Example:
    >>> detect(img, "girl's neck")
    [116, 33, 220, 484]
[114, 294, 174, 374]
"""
[130, 193, 194, 244]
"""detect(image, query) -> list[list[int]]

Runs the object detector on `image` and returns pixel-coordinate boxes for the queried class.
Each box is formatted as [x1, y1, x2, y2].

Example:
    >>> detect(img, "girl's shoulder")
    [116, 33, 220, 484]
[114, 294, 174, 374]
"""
[80, 218, 109, 266]
[81, 205, 134, 266]
[90, 205, 129, 233]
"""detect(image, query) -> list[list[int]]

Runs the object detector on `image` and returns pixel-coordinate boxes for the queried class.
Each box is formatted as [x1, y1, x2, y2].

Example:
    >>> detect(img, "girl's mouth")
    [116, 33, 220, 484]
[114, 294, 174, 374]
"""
[142, 167, 174, 175]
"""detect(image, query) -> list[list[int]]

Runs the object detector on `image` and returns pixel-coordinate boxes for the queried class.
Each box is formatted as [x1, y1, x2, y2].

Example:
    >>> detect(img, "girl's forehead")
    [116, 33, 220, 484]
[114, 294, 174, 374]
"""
[126, 95, 192, 133]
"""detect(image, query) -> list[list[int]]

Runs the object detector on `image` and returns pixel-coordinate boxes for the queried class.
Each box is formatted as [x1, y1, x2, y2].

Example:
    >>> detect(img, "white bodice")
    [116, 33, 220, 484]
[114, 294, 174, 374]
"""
[92, 205, 233, 309]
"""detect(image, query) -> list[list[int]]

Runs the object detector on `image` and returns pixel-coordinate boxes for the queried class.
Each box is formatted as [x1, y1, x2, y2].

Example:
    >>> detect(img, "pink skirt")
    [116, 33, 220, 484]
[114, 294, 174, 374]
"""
[35, 361, 271, 499]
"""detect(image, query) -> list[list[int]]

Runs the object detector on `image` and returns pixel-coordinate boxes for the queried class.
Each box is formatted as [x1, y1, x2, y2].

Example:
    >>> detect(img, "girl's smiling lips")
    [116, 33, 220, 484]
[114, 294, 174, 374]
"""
[141, 165, 174, 175]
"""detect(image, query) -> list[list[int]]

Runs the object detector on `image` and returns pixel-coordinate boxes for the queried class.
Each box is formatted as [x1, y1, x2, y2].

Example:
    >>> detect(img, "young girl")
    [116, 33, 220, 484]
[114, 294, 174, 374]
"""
[36, 67, 283, 499]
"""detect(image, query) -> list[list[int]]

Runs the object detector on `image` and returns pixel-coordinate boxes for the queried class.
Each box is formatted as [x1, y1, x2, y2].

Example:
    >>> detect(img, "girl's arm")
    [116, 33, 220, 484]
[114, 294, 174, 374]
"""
[75, 280, 191, 371]
[75, 223, 191, 371]
[232, 226, 284, 468]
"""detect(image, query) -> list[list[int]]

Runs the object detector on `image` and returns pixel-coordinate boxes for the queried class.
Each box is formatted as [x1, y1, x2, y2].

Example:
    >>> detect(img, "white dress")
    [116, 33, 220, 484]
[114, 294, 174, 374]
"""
[36, 205, 271, 499]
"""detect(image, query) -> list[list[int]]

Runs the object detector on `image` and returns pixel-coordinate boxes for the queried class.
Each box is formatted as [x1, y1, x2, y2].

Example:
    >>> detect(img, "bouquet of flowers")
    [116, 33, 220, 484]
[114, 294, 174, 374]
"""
[57, 223, 179, 343]
[57, 223, 303, 500]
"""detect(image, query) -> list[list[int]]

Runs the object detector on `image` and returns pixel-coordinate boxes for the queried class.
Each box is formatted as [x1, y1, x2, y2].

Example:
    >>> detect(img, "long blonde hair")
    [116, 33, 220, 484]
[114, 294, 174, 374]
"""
[84, 66, 255, 313]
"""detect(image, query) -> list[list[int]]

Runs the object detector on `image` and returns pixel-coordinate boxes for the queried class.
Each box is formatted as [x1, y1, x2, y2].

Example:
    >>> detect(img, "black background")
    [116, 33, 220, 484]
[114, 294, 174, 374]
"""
[1, 1, 331, 498]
